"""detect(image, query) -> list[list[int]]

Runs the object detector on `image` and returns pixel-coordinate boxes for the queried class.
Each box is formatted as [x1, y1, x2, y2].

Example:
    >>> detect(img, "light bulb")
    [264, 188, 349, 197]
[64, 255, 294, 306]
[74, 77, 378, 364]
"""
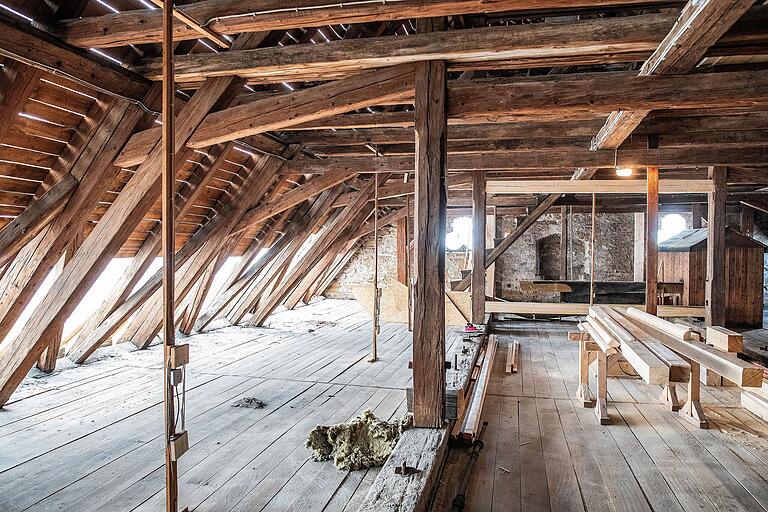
[615, 167, 633, 177]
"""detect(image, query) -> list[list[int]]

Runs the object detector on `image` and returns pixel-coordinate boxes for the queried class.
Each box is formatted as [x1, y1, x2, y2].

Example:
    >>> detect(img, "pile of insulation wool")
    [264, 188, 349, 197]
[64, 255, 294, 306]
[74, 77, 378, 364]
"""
[306, 410, 412, 470]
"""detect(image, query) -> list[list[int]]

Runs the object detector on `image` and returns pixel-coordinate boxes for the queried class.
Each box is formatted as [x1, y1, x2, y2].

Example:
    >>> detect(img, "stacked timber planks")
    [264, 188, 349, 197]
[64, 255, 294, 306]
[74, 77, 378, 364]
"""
[581, 306, 765, 387]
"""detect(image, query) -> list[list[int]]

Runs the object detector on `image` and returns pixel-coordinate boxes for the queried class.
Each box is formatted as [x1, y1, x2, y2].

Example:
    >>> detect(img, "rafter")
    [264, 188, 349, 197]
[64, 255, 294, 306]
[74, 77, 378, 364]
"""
[55, 0, 671, 48]
[0, 12, 149, 101]
[137, 13, 678, 82]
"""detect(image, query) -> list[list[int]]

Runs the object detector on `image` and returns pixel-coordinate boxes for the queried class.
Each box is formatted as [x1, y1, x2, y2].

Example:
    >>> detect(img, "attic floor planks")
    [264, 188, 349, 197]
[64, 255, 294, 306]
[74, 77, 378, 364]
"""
[0, 299, 439, 512]
[446, 319, 768, 512]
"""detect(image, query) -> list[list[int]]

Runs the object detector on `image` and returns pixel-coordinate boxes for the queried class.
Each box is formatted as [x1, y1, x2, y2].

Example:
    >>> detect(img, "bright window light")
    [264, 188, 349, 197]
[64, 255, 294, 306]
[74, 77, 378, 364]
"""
[659, 213, 687, 242]
[446, 216, 473, 251]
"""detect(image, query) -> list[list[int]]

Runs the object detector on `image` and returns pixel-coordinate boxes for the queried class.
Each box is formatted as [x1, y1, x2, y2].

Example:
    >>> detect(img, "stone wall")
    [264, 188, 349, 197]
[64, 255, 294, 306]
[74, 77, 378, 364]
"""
[327, 212, 636, 300]
[494, 212, 634, 301]
[325, 209, 768, 307]
[324, 225, 467, 300]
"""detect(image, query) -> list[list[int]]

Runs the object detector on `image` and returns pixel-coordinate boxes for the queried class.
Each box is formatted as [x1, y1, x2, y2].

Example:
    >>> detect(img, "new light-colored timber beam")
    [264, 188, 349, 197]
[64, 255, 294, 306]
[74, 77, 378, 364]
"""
[0, 12, 149, 101]
[485, 301, 705, 318]
[136, 13, 677, 82]
[280, 146, 768, 174]
[591, 0, 755, 151]
[187, 64, 415, 148]
[487, 179, 713, 195]
[55, 0, 672, 48]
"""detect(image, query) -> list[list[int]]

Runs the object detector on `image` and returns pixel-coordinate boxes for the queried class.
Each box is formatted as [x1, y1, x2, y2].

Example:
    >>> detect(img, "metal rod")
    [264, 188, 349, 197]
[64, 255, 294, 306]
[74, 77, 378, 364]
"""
[371, 175, 379, 362]
[161, 2, 178, 511]
[451, 421, 489, 511]
[590, 192, 596, 306]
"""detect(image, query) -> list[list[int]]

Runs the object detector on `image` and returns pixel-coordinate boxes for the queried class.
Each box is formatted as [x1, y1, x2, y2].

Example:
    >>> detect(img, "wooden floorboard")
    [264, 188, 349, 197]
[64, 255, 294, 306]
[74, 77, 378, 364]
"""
[0, 300, 422, 512]
[4, 305, 768, 511]
[461, 318, 768, 512]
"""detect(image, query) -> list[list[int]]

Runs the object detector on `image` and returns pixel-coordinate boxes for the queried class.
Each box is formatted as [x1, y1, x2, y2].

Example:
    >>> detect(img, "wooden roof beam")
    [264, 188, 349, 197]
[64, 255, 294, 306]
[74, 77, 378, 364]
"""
[0, 12, 149, 101]
[187, 64, 415, 148]
[135, 13, 678, 82]
[281, 146, 768, 174]
[55, 0, 673, 49]
[592, 0, 756, 151]
[189, 67, 768, 149]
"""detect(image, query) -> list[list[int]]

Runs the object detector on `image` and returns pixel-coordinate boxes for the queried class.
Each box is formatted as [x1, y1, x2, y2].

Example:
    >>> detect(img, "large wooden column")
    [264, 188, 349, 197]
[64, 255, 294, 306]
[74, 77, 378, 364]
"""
[645, 167, 659, 315]
[412, 54, 447, 428]
[706, 166, 727, 326]
[692, 203, 703, 229]
[471, 171, 486, 324]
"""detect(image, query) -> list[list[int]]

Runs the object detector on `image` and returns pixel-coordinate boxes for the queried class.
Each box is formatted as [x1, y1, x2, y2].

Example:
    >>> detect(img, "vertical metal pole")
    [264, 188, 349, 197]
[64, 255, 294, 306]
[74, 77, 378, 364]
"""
[406, 194, 412, 332]
[161, 2, 178, 511]
[371, 176, 379, 362]
[590, 193, 596, 306]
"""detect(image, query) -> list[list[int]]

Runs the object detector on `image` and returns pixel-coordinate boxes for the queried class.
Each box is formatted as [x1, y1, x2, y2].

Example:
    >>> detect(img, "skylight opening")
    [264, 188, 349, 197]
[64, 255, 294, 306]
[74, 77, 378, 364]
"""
[40, 78, 99, 101]
[89, 48, 124, 66]
[0, 2, 33, 22]
[95, 0, 120, 14]
[1, 142, 58, 157]
[18, 112, 67, 128]
[29, 99, 86, 118]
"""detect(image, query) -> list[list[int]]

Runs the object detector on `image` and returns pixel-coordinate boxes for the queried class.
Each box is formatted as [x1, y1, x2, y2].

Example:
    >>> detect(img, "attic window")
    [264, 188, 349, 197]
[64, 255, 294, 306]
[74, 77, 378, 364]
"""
[446, 216, 472, 251]
[659, 213, 686, 242]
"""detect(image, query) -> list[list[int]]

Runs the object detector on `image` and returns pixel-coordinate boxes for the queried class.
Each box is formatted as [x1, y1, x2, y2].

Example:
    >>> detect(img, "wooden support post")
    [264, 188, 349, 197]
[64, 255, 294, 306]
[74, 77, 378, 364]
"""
[412, 37, 447, 428]
[661, 384, 681, 412]
[595, 349, 609, 425]
[741, 204, 754, 237]
[578, 339, 594, 407]
[645, 166, 659, 316]
[692, 203, 703, 229]
[560, 206, 568, 280]
[680, 360, 708, 429]
[161, 3, 180, 511]
[471, 170, 486, 324]
[706, 166, 727, 327]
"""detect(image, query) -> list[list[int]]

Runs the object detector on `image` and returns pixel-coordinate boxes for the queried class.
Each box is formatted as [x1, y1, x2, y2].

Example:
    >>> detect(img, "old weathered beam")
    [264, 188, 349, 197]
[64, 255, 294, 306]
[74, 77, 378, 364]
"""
[412, 41, 447, 427]
[230, 170, 357, 235]
[187, 64, 415, 148]
[591, 0, 755, 150]
[281, 146, 768, 174]
[0, 12, 149, 100]
[136, 13, 676, 82]
[471, 171, 486, 324]
[56, 0, 670, 48]
[646, 166, 659, 316]
[706, 166, 727, 326]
